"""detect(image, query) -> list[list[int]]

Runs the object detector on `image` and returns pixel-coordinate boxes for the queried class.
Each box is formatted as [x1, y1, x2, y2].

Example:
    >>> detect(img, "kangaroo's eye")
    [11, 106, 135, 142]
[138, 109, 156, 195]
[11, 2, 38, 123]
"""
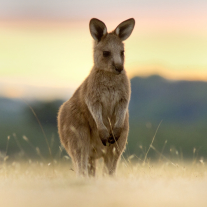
[103, 51, 110, 57]
[121, 51, 125, 56]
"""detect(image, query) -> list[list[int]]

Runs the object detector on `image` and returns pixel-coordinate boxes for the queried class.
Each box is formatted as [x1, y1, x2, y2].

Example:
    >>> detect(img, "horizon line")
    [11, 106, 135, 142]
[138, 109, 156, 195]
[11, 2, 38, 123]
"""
[1, 73, 207, 101]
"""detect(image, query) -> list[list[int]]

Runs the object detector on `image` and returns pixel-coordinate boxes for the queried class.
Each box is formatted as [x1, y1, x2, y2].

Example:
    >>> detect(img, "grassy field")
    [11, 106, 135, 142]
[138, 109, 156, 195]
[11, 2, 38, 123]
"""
[0, 160, 207, 207]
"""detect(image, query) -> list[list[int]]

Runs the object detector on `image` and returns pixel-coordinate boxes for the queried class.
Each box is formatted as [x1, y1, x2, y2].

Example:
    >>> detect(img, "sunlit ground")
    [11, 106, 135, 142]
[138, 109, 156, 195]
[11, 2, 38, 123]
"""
[0, 159, 207, 207]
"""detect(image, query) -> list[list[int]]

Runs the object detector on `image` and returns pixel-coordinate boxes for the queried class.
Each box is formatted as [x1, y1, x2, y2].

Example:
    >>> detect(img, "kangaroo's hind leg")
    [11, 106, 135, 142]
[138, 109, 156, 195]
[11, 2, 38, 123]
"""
[103, 128, 128, 176]
[65, 125, 90, 177]
[88, 156, 96, 177]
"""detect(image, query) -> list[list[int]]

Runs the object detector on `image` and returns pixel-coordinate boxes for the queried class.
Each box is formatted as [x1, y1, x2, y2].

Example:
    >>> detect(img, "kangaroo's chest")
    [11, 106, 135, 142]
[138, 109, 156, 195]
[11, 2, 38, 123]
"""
[100, 85, 121, 114]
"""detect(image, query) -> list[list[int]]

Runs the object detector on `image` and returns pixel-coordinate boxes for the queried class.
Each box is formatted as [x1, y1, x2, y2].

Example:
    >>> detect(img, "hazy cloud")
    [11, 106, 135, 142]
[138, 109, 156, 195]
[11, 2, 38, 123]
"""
[0, 0, 206, 19]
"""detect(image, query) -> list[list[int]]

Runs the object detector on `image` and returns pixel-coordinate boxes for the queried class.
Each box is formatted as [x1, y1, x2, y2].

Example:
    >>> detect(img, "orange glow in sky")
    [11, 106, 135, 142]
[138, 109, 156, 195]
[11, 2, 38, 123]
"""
[0, 15, 207, 99]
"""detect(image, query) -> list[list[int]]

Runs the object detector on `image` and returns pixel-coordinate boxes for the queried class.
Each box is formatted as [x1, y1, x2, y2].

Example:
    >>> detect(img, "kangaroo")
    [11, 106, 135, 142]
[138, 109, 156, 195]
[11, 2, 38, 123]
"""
[58, 18, 135, 176]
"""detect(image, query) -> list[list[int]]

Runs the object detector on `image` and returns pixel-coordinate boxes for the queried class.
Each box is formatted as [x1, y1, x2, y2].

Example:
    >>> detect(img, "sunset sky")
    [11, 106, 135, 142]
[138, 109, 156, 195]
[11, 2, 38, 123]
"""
[0, 0, 207, 99]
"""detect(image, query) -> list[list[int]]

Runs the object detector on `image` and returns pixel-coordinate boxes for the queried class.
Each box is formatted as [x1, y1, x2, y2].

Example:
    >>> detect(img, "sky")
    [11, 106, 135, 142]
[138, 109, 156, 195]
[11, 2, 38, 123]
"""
[0, 0, 207, 99]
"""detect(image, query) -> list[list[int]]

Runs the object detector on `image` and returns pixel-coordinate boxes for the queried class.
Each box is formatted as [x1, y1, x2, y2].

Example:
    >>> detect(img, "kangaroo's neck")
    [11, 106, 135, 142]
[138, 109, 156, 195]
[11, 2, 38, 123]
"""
[87, 67, 127, 89]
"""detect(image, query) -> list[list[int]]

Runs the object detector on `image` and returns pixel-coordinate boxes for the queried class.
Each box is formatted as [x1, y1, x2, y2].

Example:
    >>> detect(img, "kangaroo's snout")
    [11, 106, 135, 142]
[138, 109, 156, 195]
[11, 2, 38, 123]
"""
[113, 63, 123, 73]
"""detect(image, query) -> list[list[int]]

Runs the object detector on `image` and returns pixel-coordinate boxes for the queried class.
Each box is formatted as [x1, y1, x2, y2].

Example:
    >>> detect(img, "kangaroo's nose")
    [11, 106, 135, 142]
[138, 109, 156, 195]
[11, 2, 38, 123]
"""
[113, 63, 123, 73]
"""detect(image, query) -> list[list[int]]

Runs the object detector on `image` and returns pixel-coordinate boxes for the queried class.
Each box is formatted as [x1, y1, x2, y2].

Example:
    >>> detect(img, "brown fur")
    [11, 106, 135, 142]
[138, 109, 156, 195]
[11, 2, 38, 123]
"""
[57, 18, 135, 176]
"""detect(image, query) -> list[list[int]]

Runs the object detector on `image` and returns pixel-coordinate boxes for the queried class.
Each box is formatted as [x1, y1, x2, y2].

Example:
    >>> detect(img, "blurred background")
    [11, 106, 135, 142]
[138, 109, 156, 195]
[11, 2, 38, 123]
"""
[0, 0, 207, 162]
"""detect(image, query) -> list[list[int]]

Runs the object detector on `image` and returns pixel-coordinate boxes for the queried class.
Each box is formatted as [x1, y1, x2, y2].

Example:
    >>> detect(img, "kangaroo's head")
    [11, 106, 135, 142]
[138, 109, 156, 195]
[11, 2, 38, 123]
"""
[89, 18, 135, 75]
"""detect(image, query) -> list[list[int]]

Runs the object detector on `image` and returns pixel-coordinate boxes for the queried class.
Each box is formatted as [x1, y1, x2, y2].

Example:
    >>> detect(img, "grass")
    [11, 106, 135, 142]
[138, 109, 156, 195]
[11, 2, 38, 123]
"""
[1, 121, 207, 207]
[1, 115, 206, 207]
[0, 159, 207, 207]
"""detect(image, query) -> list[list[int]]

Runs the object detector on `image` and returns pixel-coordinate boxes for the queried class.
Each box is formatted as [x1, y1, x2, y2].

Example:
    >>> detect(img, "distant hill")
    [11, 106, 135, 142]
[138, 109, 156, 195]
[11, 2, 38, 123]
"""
[1, 75, 207, 125]
[0, 97, 25, 123]
[129, 75, 207, 124]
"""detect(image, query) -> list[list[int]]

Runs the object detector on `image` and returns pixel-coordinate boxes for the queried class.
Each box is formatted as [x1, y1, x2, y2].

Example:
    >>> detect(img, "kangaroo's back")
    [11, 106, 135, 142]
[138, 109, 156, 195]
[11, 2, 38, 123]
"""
[58, 18, 135, 177]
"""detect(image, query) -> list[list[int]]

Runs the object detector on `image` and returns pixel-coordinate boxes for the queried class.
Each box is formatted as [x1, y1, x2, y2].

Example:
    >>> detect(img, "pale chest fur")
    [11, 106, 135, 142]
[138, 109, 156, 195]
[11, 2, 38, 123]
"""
[98, 74, 129, 123]
[100, 84, 121, 116]
[84, 71, 130, 128]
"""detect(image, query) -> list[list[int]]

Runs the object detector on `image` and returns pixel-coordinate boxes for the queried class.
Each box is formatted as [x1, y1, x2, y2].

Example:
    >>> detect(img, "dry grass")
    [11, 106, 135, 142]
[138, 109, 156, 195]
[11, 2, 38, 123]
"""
[0, 160, 207, 207]
[1, 122, 206, 206]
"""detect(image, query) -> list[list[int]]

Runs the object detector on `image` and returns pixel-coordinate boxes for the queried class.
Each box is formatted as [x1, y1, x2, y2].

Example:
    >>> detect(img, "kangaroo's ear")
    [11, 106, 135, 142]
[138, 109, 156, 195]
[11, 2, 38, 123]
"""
[115, 18, 135, 41]
[89, 18, 107, 42]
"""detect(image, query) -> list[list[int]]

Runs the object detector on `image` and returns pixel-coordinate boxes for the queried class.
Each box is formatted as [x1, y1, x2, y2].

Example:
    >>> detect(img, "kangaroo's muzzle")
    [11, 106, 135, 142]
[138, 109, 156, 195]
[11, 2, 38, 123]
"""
[113, 63, 123, 73]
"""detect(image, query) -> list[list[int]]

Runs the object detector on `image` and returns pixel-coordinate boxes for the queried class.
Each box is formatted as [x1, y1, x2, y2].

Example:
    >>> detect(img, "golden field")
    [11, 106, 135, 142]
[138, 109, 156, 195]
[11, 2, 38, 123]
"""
[0, 160, 207, 207]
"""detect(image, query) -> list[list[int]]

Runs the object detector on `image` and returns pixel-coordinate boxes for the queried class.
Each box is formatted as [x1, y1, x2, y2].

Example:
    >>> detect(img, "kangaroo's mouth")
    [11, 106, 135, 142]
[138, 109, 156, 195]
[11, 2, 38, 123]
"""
[113, 65, 123, 74]
[115, 68, 122, 73]
[115, 70, 122, 75]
